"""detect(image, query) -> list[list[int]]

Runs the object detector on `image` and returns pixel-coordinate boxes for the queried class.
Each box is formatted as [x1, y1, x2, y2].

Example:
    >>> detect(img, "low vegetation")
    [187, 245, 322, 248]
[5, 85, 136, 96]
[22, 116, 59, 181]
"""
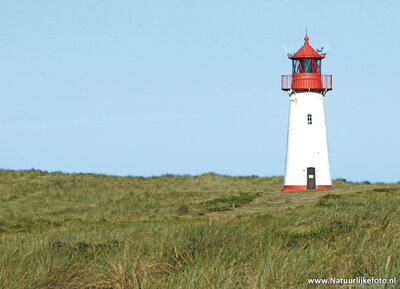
[0, 169, 399, 288]
[203, 192, 261, 212]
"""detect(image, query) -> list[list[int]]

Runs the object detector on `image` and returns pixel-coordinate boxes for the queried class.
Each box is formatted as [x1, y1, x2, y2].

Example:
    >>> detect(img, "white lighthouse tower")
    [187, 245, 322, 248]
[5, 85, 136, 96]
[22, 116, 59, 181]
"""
[281, 34, 332, 191]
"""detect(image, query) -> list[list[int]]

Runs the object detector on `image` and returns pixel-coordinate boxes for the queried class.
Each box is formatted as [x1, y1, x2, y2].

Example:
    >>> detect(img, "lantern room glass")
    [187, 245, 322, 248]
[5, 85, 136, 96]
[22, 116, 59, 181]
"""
[292, 59, 322, 74]
[300, 59, 312, 73]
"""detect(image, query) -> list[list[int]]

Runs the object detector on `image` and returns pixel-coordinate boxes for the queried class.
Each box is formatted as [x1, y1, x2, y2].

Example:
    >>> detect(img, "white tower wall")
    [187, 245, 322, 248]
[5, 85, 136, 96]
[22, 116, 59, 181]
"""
[284, 91, 331, 190]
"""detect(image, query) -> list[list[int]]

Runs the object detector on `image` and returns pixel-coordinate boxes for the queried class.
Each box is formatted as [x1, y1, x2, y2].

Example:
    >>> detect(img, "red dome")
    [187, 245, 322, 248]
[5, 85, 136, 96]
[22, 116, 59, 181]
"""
[289, 35, 324, 59]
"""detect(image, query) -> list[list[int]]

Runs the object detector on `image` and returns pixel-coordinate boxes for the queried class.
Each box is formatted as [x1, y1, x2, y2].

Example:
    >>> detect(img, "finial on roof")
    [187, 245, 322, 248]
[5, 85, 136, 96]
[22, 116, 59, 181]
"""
[304, 34, 309, 44]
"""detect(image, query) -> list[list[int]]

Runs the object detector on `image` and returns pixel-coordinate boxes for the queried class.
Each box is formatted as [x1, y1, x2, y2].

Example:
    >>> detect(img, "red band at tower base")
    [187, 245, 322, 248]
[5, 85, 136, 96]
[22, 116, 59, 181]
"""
[282, 185, 332, 191]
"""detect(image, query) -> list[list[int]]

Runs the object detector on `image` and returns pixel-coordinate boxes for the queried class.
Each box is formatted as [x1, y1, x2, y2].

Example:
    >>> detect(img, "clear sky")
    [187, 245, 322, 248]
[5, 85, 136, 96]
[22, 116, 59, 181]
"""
[0, 0, 399, 182]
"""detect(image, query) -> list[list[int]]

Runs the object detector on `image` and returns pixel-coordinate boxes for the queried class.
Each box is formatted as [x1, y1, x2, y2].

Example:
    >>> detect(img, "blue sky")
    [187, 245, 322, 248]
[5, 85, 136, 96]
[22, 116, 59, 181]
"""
[0, 0, 399, 182]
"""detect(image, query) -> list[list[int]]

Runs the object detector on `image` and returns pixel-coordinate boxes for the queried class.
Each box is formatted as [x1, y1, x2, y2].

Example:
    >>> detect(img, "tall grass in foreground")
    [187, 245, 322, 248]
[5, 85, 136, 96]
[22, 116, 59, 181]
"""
[0, 169, 399, 288]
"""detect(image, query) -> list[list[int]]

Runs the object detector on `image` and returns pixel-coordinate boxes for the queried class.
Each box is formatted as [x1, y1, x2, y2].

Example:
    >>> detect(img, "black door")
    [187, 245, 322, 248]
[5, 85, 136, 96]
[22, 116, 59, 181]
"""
[307, 167, 316, 190]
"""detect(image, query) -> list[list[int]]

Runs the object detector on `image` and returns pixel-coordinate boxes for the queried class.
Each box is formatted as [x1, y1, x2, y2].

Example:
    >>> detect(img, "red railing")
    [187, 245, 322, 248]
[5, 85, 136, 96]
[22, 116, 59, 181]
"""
[281, 75, 292, 90]
[321, 74, 332, 90]
[281, 74, 332, 91]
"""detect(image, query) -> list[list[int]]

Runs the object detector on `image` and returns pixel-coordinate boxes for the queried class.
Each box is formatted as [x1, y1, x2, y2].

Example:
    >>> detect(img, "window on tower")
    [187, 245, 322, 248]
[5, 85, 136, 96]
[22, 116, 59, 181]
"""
[307, 114, 312, 125]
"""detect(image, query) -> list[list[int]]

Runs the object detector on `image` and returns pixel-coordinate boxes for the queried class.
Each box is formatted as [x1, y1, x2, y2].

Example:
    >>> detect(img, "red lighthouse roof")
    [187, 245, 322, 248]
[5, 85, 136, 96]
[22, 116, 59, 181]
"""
[289, 35, 325, 59]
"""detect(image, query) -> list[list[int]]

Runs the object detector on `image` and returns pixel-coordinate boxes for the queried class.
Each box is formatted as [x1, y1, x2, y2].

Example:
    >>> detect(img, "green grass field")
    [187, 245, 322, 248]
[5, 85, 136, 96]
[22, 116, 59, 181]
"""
[0, 169, 399, 288]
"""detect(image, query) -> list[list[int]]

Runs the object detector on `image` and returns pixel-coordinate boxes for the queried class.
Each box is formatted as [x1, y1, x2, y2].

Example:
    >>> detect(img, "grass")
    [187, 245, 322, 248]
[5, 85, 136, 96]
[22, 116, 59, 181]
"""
[0, 169, 399, 288]
[203, 192, 262, 212]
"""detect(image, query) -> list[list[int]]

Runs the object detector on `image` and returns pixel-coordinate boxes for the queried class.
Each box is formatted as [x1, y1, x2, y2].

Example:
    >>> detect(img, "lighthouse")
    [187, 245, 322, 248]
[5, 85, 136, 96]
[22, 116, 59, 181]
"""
[281, 34, 332, 191]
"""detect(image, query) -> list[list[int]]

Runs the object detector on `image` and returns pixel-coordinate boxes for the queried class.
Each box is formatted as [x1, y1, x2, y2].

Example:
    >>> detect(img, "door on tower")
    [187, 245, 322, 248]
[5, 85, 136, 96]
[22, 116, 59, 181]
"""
[307, 167, 316, 190]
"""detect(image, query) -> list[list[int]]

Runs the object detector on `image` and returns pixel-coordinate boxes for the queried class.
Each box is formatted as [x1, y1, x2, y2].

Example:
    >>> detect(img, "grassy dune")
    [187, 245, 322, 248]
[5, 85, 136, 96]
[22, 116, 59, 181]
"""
[0, 169, 399, 288]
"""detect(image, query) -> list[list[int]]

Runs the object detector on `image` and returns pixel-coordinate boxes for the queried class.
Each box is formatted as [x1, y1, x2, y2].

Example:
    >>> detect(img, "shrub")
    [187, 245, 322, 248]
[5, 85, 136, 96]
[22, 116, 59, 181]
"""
[203, 192, 261, 212]
[177, 204, 190, 215]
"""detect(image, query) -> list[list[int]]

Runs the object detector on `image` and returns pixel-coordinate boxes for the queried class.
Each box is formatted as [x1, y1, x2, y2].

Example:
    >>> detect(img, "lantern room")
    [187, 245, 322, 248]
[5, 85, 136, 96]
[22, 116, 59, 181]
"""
[282, 35, 332, 91]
